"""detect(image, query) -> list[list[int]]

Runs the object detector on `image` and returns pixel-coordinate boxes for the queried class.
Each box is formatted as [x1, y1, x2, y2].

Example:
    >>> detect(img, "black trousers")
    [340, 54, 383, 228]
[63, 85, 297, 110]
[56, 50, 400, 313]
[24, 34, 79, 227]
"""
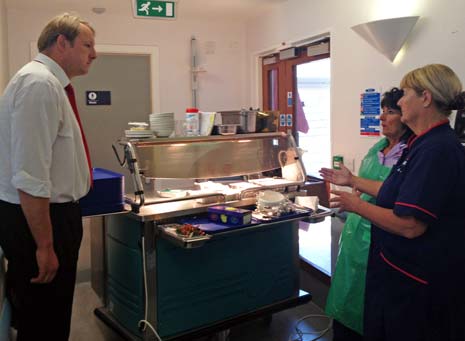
[332, 319, 363, 341]
[0, 199, 83, 341]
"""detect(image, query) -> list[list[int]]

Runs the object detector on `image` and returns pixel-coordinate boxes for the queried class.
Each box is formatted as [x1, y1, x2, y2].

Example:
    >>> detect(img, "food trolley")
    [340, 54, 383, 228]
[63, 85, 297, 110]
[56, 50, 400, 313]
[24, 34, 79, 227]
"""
[92, 132, 331, 340]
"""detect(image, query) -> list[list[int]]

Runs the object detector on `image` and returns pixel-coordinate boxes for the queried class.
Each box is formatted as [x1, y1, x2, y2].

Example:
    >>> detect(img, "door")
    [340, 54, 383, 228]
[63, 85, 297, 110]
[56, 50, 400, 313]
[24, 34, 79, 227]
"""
[73, 54, 152, 191]
[72, 53, 152, 292]
[295, 58, 331, 176]
[262, 42, 331, 176]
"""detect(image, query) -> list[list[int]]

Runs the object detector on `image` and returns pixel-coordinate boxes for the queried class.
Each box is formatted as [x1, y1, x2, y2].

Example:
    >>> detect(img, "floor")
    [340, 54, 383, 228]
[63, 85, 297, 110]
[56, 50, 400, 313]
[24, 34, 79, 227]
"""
[70, 282, 333, 341]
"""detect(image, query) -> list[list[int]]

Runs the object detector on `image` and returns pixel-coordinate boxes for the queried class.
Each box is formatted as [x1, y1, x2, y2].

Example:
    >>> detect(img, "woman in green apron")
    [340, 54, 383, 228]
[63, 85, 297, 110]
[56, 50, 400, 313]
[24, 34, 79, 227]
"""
[323, 88, 412, 340]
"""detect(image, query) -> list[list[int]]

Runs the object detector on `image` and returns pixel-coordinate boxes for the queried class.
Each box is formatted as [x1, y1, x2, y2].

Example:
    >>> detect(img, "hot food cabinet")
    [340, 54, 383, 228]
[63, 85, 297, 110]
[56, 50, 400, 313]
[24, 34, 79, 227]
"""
[92, 132, 330, 340]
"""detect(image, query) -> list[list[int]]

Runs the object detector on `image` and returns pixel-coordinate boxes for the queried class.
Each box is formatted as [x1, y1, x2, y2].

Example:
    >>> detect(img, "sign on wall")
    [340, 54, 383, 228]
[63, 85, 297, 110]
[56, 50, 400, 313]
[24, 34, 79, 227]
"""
[360, 88, 380, 136]
[86, 91, 111, 106]
[133, 0, 176, 19]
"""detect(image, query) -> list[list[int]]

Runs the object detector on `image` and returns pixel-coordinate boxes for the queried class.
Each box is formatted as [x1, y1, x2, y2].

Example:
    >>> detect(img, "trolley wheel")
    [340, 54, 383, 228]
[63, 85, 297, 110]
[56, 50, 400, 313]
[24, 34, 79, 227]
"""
[263, 314, 273, 325]
[209, 329, 230, 341]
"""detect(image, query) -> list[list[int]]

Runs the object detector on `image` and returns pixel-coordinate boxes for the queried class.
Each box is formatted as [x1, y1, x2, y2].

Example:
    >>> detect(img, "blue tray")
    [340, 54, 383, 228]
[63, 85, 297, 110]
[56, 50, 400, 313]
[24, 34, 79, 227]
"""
[179, 217, 259, 233]
[180, 209, 311, 234]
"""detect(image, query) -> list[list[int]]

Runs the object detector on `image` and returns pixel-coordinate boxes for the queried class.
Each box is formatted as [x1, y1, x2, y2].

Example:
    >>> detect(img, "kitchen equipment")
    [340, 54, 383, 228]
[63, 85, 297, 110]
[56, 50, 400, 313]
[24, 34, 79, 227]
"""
[217, 124, 237, 135]
[238, 109, 257, 133]
[185, 107, 200, 136]
[214, 109, 258, 133]
[98, 132, 332, 340]
[199, 111, 216, 136]
[257, 190, 285, 207]
[256, 110, 279, 133]
[125, 122, 154, 139]
[149, 112, 174, 137]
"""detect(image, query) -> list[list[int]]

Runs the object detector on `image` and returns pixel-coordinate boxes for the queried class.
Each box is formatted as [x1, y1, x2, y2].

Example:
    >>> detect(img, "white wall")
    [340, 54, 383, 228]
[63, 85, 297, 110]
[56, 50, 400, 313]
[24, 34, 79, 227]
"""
[0, 0, 9, 91]
[6, 1, 465, 172]
[6, 8, 249, 118]
[246, 0, 465, 172]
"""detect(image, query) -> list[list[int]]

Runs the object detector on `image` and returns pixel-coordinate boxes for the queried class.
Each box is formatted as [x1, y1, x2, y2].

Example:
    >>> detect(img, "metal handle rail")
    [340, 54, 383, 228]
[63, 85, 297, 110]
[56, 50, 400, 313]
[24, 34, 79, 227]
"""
[114, 140, 145, 211]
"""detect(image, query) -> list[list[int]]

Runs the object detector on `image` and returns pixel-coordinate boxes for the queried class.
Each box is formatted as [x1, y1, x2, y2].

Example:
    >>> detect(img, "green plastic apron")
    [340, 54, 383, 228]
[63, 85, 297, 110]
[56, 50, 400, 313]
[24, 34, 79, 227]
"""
[325, 138, 392, 334]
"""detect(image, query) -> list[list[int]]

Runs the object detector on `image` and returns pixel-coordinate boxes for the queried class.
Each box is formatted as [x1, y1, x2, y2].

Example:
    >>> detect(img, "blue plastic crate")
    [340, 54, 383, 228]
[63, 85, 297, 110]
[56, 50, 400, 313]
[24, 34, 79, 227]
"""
[80, 168, 124, 216]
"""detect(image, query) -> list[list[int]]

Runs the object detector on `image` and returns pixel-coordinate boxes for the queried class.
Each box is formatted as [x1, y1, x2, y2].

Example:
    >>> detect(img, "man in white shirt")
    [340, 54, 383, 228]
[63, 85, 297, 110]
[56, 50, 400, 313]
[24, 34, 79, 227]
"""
[0, 13, 96, 340]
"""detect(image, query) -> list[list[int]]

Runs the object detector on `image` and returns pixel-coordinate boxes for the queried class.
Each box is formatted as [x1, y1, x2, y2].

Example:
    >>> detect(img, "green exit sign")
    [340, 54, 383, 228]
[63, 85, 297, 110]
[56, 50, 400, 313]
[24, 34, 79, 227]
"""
[134, 0, 176, 19]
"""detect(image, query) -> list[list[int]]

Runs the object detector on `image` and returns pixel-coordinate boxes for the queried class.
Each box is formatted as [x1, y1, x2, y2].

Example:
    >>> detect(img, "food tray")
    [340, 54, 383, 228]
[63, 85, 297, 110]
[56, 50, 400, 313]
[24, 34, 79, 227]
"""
[179, 217, 258, 234]
[252, 208, 312, 222]
[158, 223, 211, 249]
[180, 208, 312, 234]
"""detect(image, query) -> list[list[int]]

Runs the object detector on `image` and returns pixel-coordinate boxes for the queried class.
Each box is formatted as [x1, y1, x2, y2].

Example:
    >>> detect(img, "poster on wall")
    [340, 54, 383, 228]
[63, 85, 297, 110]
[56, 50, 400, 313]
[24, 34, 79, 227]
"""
[360, 88, 380, 136]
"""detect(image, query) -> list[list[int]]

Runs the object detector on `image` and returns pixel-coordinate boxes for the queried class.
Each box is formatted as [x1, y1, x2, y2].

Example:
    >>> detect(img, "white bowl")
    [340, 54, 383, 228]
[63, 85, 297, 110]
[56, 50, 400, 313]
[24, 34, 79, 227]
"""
[257, 190, 285, 206]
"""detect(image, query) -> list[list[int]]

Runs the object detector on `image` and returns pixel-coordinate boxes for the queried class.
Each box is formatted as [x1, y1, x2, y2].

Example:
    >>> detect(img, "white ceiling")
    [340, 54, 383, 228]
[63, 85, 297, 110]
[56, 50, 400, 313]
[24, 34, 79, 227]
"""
[5, 0, 288, 19]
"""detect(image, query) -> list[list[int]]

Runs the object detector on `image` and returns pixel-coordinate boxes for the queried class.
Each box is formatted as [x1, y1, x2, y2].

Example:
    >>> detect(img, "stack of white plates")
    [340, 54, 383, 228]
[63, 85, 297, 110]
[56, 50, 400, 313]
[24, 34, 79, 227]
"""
[149, 113, 174, 137]
[125, 129, 154, 139]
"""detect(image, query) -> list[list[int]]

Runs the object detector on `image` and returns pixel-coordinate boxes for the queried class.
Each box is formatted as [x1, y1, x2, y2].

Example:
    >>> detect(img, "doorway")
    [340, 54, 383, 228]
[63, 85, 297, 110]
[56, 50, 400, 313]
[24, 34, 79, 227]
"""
[262, 40, 331, 273]
[296, 59, 331, 175]
[73, 54, 151, 181]
[262, 41, 331, 176]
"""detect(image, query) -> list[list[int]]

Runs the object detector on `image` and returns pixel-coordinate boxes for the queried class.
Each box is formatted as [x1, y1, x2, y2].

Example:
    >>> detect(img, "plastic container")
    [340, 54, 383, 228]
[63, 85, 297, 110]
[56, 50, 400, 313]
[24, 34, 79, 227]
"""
[79, 168, 125, 216]
[217, 124, 237, 135]
[185, 107, 200, 136]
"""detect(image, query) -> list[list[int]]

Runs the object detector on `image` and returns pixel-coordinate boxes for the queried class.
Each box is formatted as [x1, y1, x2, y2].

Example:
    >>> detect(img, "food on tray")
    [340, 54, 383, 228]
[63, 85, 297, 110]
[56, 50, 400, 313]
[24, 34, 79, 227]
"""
[175, 223, 206, 237]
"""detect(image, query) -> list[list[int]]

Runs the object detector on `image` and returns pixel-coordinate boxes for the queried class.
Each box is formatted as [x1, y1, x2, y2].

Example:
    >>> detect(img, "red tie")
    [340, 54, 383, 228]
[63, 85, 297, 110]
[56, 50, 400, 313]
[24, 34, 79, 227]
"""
[65, 84, 93, 187]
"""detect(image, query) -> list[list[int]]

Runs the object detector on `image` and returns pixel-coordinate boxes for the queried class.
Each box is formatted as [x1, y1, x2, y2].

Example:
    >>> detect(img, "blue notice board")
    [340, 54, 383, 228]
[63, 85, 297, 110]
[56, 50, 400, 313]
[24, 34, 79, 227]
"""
[360, 89, 380, 136]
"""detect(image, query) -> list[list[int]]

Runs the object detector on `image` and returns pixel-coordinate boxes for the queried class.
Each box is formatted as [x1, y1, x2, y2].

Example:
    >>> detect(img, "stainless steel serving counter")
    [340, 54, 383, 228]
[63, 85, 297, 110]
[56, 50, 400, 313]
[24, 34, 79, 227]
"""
[91, 132, 330, 340]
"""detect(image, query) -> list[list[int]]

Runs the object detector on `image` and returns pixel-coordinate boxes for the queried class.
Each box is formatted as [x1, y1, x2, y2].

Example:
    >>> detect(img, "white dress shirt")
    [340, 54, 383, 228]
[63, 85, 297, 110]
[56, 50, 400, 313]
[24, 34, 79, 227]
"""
[0, 53, 90, 204]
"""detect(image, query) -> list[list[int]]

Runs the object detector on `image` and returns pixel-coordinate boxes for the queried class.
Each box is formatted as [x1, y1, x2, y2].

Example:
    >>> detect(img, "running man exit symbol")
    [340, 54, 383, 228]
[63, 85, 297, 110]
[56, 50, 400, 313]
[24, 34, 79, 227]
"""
[134, 0, 175, 19]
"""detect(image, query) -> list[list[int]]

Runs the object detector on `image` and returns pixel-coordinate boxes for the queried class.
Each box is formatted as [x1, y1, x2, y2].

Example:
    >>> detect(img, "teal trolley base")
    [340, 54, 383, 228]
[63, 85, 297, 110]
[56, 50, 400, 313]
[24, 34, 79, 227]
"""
[94, 289, 312, 340]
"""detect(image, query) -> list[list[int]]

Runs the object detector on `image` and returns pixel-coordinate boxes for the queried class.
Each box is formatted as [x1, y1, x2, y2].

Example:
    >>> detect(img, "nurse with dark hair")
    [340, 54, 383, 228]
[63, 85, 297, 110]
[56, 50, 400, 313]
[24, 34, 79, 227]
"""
[323, 87, 412, 340]
[322, 64, 465, 340]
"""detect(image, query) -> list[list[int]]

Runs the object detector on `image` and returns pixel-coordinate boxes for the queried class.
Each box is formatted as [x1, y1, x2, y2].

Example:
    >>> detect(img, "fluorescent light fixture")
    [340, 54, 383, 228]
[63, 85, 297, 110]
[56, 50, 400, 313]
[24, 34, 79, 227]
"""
[351, 16, 419, 62]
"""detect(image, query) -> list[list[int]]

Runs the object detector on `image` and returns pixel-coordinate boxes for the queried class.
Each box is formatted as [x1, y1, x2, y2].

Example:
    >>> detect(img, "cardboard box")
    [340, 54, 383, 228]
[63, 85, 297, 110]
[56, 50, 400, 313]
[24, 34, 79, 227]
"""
[207, 205, 252, 226]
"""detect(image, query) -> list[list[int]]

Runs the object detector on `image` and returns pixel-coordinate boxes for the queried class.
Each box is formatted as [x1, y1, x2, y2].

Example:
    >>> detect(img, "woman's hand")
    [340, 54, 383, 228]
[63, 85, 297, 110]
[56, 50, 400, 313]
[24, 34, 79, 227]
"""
[319, 164, 353, 186]
[330, 187, 363, 213]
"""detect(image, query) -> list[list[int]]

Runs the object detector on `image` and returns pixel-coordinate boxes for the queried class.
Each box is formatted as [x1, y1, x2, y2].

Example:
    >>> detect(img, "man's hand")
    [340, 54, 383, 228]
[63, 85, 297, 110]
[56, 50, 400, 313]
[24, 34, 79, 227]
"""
[31, 245, 59, 283]
[18, 190, 60, 284]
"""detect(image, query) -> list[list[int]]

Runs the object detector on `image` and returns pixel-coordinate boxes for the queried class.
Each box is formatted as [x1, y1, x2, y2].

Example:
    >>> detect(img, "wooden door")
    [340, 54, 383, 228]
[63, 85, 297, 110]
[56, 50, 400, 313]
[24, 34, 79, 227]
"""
[262, 44, 330, 136]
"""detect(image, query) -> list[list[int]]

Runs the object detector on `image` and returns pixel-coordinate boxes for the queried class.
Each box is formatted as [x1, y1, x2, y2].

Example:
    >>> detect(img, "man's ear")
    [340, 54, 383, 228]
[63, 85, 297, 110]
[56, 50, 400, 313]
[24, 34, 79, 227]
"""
[55, 34, 69, 52]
